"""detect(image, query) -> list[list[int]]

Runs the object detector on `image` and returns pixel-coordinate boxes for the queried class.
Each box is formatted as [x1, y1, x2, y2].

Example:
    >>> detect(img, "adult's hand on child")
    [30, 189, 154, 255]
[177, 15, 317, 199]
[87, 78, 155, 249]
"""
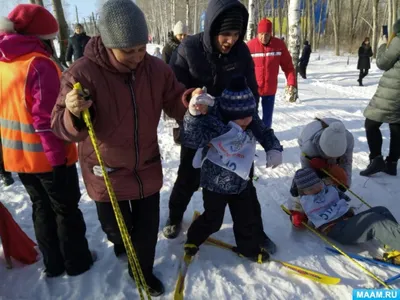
[266, 150, 282, 168]
[290, 211, 307, 228]
[188, 92, 215, 116]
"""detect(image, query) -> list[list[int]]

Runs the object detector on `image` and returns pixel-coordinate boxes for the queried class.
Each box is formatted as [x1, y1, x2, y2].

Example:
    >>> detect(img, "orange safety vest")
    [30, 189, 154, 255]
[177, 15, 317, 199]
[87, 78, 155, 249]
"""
[0, 52, 77, 173]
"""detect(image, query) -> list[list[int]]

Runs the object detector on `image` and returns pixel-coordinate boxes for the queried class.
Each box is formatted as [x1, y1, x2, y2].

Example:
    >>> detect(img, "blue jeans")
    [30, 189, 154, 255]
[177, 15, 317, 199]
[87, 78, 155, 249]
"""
[261, 95, 276, 128]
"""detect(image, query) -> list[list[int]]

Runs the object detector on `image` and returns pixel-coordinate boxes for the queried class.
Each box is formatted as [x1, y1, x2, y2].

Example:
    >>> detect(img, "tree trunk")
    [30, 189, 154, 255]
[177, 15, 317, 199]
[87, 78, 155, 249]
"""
[311, 0, 316, 48]
[51, 0, 69, 65]
[271, 0, 275, 36]
[172, 0, 176, 28]
[194, 0, 198, 34]
[288, 0, 300, 100]
[388, 0, 392, 37]
[331, 0, 340, 56]
[278, 0, 283, 37]
[186, 0, 190, 33]
[393, 0, 397, 27]
[372, 0, 379, 58]
[285, 0, 289, 39]
[75, 5, 79, 24]
[247, 0, 256, 40]
[35, 0, 44, 6]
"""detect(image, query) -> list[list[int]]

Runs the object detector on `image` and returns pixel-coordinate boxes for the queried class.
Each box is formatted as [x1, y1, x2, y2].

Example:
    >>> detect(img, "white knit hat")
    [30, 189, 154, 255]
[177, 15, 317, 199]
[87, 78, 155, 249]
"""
[319, 122, 347, 158]
[173, 21, 188, 36]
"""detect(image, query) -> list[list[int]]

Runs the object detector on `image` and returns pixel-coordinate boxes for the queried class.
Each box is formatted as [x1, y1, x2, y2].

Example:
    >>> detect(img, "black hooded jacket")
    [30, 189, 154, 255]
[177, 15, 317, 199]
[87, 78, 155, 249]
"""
[169, 0, 259, 100]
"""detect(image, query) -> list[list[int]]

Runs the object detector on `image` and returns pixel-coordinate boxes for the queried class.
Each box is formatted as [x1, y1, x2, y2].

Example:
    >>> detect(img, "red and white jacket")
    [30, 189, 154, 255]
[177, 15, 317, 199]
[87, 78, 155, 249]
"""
[247, 37, 296, 96]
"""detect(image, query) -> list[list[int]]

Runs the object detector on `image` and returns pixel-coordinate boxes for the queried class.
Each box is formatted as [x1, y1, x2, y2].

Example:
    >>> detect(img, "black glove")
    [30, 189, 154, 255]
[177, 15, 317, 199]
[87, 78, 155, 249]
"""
[290, 178, 299, 197]
[52, 164, 68, 193]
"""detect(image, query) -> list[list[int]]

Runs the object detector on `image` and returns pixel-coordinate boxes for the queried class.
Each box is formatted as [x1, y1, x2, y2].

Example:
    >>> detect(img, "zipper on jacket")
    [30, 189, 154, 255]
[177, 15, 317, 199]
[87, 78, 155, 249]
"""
[128, 72, 145, 199]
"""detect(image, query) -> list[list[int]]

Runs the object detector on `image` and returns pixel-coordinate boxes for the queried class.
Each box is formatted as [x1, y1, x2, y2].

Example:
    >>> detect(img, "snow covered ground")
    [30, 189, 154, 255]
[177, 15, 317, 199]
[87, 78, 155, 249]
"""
[1, 52, 399, 300]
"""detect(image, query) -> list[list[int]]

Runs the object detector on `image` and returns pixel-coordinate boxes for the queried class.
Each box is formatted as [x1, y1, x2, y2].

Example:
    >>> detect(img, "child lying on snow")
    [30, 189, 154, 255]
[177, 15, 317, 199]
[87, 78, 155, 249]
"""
[290, 167, 400, 264]
[182, 76, 283, 262]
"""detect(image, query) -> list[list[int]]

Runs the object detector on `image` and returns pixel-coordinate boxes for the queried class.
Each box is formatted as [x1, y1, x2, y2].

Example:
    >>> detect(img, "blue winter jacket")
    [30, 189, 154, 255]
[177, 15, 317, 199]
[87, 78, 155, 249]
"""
[183, 104, 283, 194]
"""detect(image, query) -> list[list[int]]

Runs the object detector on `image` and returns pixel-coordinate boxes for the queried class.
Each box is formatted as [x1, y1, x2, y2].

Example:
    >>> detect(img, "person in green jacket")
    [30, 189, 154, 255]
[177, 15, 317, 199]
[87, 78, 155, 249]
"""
[360, 21, 400, 177]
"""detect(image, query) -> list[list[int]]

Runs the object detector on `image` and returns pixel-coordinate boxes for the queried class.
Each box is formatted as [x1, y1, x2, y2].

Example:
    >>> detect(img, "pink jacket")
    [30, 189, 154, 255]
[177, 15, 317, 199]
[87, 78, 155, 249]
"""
[0, 34, 66, 167]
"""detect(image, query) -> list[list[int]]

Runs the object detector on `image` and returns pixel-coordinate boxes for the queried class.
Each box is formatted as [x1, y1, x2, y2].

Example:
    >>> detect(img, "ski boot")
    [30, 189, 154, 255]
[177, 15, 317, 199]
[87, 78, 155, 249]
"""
[383, 250, 400, 266]
[360, 156, 385, 176]
[232, 247, 270, 264]
[260, 235, 277, 255]
[384, 158, 398, 176]
[184, 243, 199, 257]
[162, 218, 182, 239]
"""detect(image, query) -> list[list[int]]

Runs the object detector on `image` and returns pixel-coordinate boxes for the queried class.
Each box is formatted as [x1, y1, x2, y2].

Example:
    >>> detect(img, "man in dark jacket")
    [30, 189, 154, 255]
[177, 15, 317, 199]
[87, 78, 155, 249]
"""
[298, 40, 312, 79]
[66, 24, 90, 66]
[163, 0, 277, 254]
[162, 21, 188, 144]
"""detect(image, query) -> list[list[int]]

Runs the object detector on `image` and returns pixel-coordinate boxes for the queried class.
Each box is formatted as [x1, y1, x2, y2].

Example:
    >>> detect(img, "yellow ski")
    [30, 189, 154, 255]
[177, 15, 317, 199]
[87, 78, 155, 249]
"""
[193, 211, 341, 285]
[174, 254, 194, 300]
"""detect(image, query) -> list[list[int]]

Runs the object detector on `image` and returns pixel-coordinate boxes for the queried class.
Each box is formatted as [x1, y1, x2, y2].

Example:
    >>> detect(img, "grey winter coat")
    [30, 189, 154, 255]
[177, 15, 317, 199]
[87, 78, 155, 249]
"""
[298, 118, 354, 187]
[364, 36, 400, 124]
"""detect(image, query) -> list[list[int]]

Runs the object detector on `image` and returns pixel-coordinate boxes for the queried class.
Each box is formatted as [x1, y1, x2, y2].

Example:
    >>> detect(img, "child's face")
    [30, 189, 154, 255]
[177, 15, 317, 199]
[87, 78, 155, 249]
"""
[233, 116, 253, 130]
[302, 182, 324, 195]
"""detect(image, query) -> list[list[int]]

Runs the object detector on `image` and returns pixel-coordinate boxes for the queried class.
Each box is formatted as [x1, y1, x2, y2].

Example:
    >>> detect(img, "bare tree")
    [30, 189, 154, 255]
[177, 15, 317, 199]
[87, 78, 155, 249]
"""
[288, 0, 300, 102]
[51, 0, 69, 64]
[247, 0, 256, 40]
[330, 0, 341, 55]
[372, 0, 379, 58]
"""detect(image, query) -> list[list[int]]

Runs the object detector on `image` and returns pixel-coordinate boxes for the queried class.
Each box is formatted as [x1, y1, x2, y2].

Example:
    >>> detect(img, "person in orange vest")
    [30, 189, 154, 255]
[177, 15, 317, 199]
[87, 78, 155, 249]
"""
[247, 19, 296, 128]
[0, 4, 95, 277]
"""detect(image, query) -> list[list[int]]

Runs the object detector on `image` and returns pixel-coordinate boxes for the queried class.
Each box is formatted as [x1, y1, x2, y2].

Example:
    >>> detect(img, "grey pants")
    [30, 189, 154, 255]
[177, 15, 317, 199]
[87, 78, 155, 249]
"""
[327, 206, 400, 250]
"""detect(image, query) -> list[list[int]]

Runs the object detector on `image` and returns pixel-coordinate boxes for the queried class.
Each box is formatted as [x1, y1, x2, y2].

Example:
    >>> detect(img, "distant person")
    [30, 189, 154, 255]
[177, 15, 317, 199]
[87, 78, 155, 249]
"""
[153, 47, 162, 59]
[357, 37, 373, 86]
[66, 23, 90, 66]
[299, 40, 312, 79]
[162, 21, 188, 64]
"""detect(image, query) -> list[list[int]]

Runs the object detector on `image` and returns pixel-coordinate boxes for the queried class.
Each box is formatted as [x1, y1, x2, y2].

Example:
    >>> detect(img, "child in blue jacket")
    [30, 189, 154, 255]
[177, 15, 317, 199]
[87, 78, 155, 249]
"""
[182, 76, 283, 261]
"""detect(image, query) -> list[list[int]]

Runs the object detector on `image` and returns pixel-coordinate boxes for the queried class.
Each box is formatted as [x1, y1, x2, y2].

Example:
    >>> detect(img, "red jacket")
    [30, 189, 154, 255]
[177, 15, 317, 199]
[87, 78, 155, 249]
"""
[247, 37, 296, 96]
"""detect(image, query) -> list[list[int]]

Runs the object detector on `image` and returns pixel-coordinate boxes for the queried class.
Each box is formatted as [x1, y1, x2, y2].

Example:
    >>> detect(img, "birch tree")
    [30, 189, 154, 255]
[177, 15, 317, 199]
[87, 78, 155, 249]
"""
[247, 0, 256, 40]
[287, 0, 300, 102]
[51, 0, 69, 64]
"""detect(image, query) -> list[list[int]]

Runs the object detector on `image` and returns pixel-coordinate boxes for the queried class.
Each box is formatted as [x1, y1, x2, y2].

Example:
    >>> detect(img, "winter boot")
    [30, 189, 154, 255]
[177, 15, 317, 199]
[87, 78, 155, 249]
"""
[184, 243, 199, 257]
[0, 172, 14, 186]
[357, 78, 363, 86]
[384, 158, 398, 176]
[113, 243, 126, 257]
[232, 247, 270, 264]
[260, 235, 277, 255]
[360, 156, 385, 177]
[383, 250, 400, 265]
[162, 218, 182, 239]
[145, 273, 165, 297]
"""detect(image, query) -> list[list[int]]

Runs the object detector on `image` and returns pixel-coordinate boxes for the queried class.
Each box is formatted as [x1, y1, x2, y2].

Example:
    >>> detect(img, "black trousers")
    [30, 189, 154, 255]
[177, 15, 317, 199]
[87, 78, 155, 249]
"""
[95, 192, 160, 278]
[187, 186, 262, 257]
[168, 146, 267, 242]
[298, 62, 308, 79]
[18, 164, 92, 275]
[365, 118, 400, 161]
[359, 69, 369, 79]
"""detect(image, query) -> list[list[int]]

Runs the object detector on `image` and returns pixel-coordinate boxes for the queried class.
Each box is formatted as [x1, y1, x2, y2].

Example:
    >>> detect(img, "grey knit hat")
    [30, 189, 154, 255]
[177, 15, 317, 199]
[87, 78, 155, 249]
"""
[293, 168, 322, 191]
[99, 0, 148, 49]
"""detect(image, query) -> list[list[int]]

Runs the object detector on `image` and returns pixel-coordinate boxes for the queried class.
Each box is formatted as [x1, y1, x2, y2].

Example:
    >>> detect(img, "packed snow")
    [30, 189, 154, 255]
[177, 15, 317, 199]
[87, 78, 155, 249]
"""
[1, 51, 399, 300]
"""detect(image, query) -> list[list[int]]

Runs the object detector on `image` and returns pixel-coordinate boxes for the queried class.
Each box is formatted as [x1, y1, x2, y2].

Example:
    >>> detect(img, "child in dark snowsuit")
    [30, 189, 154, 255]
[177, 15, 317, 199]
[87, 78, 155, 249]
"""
[182, 76, 283, 261]
[290, 168, 400, 264]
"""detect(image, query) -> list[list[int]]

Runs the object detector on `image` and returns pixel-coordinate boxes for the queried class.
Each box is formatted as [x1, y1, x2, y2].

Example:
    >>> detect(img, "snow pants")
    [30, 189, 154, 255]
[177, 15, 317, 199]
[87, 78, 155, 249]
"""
[18, 164, 93, 275]
[95, 192, 160, 278]
[327, 206, 400, 250]
[186, 185, 264, 257]
[261, 95, 276, 128]
[168, 146, 268, 244]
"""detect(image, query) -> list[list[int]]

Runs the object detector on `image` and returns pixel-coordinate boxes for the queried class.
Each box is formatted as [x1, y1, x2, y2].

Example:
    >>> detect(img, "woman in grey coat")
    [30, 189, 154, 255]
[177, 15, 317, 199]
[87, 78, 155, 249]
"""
[360, 23, 400, 177]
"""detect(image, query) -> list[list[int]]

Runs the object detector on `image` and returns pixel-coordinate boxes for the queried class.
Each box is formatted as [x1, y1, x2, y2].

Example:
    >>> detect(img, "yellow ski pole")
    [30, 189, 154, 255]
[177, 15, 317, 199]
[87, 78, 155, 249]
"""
[281, 205, 391, 289]
[73, 83, 151, 300]
[301, 153, 372, 208]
